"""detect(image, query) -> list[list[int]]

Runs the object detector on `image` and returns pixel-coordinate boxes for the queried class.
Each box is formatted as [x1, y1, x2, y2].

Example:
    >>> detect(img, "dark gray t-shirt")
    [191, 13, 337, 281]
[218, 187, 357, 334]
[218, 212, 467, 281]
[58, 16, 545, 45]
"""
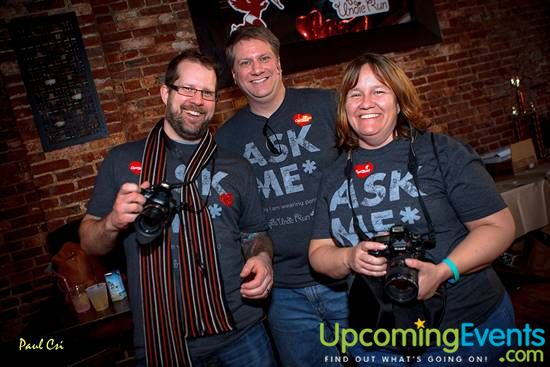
[216, 88, 339, 288]
[86, 138, 268, 358]
[311, 133, 507, 328]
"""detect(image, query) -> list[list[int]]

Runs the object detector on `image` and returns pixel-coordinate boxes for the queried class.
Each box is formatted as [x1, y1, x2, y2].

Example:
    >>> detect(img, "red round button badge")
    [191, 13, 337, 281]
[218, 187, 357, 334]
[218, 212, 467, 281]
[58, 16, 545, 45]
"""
[294, 113, 313, 127]
[129, 161, 142, 175]
[354, 162, 374, 179]
[219, 193, 233, 207]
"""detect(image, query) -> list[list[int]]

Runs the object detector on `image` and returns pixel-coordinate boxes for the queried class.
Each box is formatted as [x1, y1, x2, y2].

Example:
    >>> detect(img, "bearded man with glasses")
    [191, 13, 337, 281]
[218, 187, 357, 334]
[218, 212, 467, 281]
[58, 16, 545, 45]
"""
[80, 50, 277, 366]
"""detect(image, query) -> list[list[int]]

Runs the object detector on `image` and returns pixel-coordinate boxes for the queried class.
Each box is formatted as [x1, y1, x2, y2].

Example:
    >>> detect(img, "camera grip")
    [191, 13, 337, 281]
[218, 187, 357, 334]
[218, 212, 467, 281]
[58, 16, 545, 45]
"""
[368, 249, 385, 257]
[368, 233, 389, 257]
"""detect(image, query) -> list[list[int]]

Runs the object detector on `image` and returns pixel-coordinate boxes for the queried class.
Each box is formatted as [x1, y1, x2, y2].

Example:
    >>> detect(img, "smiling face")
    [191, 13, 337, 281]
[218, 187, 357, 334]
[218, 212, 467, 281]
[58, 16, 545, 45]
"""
[160, 60, 216, 142]
[231, 38, 285, 112]
[345, 64, 401, 150]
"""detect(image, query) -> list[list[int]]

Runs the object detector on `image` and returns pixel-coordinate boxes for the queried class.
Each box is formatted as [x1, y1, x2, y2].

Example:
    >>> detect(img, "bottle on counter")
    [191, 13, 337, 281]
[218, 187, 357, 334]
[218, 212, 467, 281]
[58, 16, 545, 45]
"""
[104, 269, 127, 302]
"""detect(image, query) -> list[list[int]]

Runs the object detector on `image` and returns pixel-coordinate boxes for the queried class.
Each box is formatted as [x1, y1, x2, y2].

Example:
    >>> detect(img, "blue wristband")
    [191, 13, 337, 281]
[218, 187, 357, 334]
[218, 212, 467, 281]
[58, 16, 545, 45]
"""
[442, 258, 460, 283]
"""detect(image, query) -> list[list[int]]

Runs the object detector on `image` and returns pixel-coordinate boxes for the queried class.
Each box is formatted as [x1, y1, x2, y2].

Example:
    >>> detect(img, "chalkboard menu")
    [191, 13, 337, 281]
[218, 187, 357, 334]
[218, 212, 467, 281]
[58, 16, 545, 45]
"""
[9, 12, 107, 151]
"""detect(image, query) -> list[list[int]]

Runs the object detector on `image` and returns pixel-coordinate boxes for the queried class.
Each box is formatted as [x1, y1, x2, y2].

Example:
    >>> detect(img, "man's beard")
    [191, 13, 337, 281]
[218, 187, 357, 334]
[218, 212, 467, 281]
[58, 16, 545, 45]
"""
[165, 105, 210, 141]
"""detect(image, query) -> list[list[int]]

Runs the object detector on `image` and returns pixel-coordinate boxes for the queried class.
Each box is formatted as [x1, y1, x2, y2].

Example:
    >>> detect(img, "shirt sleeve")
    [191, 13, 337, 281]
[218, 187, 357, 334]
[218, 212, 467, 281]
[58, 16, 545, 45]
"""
[86, 149, 123, 218]
[436, 135, 506, 223]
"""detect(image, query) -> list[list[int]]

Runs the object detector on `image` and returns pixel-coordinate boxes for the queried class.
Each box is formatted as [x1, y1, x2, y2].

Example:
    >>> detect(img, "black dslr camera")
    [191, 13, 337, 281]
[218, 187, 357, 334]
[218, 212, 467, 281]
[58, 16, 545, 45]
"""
[370, 225, 435, 304]
[135, 182, 178, 245]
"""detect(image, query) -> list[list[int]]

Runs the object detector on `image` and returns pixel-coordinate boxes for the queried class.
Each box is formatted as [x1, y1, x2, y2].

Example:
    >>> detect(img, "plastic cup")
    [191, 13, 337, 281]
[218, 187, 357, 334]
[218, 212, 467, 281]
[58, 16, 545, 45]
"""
[69, 284, 91, 313]
[85, 282, 109, 312]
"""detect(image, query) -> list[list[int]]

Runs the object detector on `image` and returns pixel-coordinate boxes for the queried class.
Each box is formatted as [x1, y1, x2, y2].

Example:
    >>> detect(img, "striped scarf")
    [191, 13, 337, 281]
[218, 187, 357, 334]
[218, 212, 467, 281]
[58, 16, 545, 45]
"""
[138, 119, 233, 366]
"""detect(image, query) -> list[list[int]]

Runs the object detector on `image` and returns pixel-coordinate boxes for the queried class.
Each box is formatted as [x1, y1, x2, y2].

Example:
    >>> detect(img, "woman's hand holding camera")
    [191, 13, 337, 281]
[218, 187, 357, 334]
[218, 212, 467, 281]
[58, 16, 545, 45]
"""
[346, 240, 388, 277]
[405, 258, 451, 300]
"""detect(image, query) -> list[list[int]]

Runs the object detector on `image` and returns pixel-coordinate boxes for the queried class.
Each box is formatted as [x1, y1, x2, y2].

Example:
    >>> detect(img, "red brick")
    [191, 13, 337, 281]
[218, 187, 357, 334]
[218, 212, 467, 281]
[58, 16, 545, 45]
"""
[108, 61, 124, 73]
[24, 191, 40, 204]
[38, 183, 75, 197]
[129, 0, 145, 8]
[110, 1, 128, 11]
[103, 42, 121, 54]
[125, 57, 148, 68]
[12, 246, 44, 262]
[141, 5, 171, 15]
[123, 50, 140, 60]
[158, 23, 177, 33]
[4, 226, 39, 243]
[46, 206, 82, 220]
[102, 30, 133, 44]
[92, 5, 110, 14]
[77, 176, 98, 190]
[55, 165, 95, 182]
[34, 254, 51, 267]
[105, 52, 124, 64]
[102, 101, 121, 113]
[30, 160, 70, 176]
[77, 14, 96, 26]
[0, 206, 30, 220]
[137, 96, 162, 108]
[124, 89, 150, 101]
[33, 174, 54, 188]
[142, 64, 167, 76]
[154, 34, 176, 43]
[59, 189, 93, 206]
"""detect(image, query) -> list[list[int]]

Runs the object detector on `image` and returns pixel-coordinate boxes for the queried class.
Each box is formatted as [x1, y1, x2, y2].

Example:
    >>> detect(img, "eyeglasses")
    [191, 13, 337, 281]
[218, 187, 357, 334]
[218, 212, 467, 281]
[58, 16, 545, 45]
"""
[167, 84, 217, 101]
[262, 120, 282, 155]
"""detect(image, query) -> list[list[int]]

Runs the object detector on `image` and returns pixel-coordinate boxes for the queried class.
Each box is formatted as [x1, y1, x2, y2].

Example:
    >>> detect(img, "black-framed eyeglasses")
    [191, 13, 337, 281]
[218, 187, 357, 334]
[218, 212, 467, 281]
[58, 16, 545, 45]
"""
[166, 84, 217, 101]
[262, 120, 282, 155]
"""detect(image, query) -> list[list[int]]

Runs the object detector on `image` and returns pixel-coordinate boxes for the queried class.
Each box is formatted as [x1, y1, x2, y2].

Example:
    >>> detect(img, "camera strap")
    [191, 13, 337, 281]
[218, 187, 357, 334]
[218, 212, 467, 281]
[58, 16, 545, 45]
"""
[408, 128, 436, 244]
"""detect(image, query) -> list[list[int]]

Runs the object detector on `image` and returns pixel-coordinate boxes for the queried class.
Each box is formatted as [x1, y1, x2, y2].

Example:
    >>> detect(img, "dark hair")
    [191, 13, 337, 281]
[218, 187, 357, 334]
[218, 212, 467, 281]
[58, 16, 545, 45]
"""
[337, 53, 430, 151]
[225, 26, 280, 69]
[164, 49, 219, 89]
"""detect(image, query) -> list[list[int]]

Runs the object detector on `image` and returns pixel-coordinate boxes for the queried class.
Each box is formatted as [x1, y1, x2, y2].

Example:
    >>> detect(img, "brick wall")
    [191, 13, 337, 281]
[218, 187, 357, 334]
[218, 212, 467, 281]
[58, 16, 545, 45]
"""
[0, 0, 549, 342]
[0, 69, 51, 342]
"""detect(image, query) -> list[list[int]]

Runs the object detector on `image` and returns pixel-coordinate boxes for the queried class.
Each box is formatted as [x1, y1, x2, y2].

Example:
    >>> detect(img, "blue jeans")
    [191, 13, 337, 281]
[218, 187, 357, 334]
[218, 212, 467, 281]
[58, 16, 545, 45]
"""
[191, 321, 277, 367]
[267, 284, 359, 366]
[352, 293, 517, 367]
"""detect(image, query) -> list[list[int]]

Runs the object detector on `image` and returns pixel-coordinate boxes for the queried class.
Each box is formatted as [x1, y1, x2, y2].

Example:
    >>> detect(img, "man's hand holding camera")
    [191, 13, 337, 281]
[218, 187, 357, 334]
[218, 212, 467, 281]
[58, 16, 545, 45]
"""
[79, 181, 151, 255]
[107, 182, 150, 232]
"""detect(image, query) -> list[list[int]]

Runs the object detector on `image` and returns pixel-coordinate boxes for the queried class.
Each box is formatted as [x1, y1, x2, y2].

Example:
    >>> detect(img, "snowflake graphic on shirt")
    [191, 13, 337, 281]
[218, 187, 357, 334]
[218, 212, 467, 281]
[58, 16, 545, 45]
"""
[208, 204, 222, 219]
[302, 160, 317, 174]
[400, 206, 420, 224]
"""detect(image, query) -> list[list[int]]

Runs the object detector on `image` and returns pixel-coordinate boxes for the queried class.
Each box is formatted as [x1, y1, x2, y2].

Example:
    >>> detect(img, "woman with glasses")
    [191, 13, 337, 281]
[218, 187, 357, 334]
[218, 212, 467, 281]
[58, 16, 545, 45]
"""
[308, 53, 517, 366]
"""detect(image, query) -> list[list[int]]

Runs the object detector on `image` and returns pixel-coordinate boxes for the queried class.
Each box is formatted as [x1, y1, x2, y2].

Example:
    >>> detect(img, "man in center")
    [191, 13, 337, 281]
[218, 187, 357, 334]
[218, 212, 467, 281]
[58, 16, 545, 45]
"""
[216, 26, 348, 366]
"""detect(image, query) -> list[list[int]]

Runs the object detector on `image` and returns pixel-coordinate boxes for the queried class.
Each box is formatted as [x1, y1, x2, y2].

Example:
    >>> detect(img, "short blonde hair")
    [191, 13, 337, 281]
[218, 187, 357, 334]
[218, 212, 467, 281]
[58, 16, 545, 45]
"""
[225, 26, 280, 69]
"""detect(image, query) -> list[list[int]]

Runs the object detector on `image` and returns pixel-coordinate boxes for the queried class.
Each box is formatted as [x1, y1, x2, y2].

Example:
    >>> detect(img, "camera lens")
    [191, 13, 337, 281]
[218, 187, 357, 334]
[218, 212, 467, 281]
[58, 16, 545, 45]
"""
[134, 183, 177, 245]
[135, 204, 170, 245]
[384, 256, 418, 303]
[140, 206, 167, 231]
